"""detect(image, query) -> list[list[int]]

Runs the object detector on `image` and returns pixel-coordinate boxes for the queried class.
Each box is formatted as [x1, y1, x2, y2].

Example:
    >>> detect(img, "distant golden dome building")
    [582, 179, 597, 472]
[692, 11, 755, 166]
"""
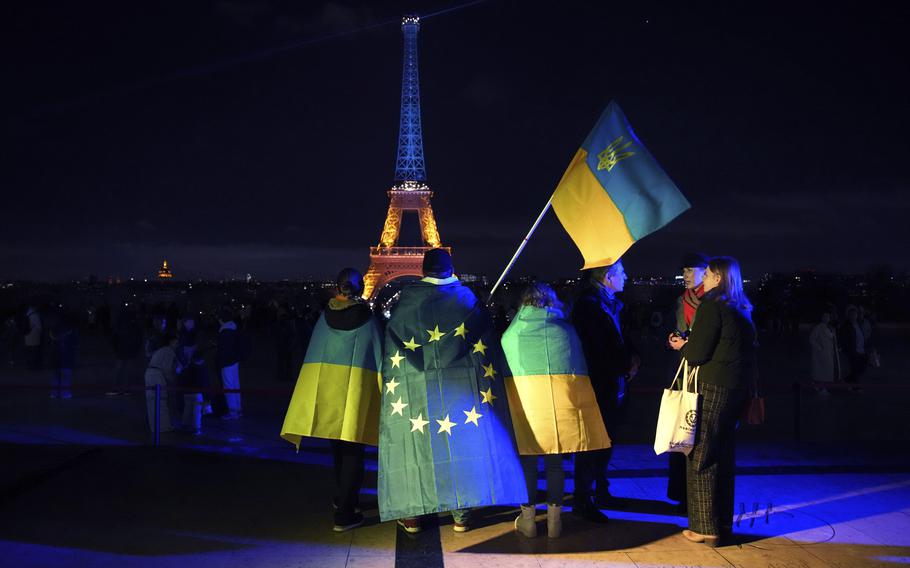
[157, 260, 173, 280]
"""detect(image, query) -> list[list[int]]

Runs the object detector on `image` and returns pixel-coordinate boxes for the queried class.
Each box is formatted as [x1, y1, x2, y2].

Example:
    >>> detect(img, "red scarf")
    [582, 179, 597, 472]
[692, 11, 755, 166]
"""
[683, 283, 705, 327]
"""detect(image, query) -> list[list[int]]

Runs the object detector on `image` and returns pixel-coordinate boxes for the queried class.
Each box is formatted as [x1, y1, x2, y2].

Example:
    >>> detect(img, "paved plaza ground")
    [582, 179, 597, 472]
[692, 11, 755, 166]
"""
[2, 326, 909, 567]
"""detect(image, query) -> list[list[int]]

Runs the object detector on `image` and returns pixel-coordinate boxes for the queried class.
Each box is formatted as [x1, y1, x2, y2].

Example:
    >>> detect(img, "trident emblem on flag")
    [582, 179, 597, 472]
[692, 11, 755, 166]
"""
[596, 136, 635, 172]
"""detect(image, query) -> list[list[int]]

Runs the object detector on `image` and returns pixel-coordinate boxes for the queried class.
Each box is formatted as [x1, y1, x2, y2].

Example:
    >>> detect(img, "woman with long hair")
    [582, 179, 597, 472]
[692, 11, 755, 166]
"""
[502, 282, 610, 538]
[669, 256, 757, 547]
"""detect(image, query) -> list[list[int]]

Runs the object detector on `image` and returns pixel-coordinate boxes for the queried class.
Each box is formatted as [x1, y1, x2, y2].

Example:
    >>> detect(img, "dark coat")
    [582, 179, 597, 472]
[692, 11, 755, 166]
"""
[178, 361, 210, 391]
[113, 313, 143, 359]
[52, 325, 78, 370]
[216, 324, 241, 368]
[838, 321, 865, 358]
[324, 298, 372, 331]
[680, 297, 757, 389]
[570, 285, 634, 410]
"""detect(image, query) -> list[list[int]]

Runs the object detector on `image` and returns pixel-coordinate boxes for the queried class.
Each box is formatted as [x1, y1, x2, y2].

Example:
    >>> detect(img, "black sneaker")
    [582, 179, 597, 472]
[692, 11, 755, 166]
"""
[573, 503, 609, 524]
[333, 512, 364, 532]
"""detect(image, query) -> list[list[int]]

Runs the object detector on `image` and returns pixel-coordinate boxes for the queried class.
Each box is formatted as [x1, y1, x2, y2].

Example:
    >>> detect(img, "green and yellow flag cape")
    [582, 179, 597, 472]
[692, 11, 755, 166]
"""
[502, 305, 611, 455]
[377, 278, 527, 521]
[280, 310, 383, 448]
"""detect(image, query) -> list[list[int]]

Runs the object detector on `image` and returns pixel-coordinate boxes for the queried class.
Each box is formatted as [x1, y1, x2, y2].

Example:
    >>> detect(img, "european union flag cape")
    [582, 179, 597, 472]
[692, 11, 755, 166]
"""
[377, 278, 527, 521]
[501, 305, 611, 455]
[281, 308, 383, 448]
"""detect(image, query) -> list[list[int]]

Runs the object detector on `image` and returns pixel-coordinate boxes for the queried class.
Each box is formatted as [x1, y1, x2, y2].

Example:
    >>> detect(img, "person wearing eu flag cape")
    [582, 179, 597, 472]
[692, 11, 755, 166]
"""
[377, 249, 527, 533]
[280, 268, 383, 533]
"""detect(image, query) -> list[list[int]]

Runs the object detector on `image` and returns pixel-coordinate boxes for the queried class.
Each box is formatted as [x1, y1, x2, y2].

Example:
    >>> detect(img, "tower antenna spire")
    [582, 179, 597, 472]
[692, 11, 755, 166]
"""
[394, 15, 427, 185]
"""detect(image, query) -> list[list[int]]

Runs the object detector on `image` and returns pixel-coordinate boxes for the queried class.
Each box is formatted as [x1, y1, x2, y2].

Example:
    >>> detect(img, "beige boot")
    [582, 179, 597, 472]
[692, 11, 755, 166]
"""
[514, 504, 537, 538]
[547, 504, 562, 538]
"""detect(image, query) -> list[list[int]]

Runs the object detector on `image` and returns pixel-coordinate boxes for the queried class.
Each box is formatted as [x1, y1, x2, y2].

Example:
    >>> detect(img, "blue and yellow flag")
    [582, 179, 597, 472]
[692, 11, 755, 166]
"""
[281, 310, 383, 448]
[552, 101, 690, 268]
[502, 305, 611, 455]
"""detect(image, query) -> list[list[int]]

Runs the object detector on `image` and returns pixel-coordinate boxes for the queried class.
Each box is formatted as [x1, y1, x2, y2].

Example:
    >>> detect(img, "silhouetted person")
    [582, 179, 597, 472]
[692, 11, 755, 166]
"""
[109, 305, 143, 396]
[571, 260, 639, 520]
[809, 311, 839, 395]
[24, 305, 43, 370]
[217, 306, 243, 420]
[145, 333, 178, 433]
[49, 311, 78, 399]
[839, 305, 868, 388]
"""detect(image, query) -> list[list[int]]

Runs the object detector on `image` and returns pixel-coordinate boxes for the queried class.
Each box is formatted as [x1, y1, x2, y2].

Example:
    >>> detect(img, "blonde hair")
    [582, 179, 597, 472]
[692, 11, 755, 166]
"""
[521, 282, 563, 311]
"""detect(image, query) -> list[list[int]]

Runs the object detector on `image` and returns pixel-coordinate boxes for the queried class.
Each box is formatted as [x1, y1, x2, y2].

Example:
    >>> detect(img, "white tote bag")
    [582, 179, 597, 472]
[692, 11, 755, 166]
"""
[653, 359, 700, 455]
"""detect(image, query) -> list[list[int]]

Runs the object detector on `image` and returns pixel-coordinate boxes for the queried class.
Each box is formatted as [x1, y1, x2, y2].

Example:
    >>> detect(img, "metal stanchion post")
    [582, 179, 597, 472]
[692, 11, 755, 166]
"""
[154, 384, 161, 446]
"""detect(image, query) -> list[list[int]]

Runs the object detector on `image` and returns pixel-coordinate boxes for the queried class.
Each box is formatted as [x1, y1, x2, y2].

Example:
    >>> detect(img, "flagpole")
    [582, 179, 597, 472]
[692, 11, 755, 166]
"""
[486, 192, 555, 304]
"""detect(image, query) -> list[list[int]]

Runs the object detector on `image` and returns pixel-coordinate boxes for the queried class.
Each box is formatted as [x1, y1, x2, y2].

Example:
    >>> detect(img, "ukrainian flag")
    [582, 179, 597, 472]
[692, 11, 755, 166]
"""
[281, 312, 383, 448]
[502, 305, 611, 455]
[552, 101, 690, 268]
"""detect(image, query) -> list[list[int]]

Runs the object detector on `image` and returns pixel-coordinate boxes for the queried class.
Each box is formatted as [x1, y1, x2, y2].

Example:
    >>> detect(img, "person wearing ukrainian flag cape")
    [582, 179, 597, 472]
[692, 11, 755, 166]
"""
[502, 282, 611, 539]
[280, 268, 383, 533]
[378, 249, 527, 533]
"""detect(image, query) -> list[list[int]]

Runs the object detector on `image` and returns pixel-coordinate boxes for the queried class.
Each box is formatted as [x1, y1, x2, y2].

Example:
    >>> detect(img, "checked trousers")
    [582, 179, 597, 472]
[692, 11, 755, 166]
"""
[686, 382, 747, 536]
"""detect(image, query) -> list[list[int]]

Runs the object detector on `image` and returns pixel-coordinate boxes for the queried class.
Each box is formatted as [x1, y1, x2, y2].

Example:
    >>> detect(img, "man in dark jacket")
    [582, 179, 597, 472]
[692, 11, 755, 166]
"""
[839, 305, 868, 387]
[666, 253, 709, 512]
[217, 306, 243, 420]
[109, 305, 143, 396]
[570, 260, 639, 520]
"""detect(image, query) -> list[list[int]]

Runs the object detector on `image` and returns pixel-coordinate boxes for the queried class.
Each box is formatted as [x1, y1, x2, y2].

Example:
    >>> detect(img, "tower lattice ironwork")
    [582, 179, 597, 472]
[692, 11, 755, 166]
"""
[363, 15, 449, 300]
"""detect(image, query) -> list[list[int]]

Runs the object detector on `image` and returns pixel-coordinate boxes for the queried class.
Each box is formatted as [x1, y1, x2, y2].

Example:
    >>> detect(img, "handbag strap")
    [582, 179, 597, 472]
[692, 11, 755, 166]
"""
[685, 362, 699, 393]
[670, 358, 688, 390]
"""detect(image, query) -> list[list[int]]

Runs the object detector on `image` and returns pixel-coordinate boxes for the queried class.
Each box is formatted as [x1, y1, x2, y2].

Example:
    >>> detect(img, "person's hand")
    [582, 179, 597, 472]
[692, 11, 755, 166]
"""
[668, 334, 687, 351]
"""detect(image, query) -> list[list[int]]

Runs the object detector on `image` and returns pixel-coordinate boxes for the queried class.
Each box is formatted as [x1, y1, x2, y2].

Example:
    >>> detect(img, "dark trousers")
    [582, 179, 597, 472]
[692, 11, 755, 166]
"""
[667, 452, 688, 504]
[574, 447, 613, 502]
[521, 454, 566, 506]
[574, 387, 620, 502]
[844, 353, 868, 384]
[331, 440, 365, 518]
[26, 345, 42, 370]
[687, 383, 747, 536]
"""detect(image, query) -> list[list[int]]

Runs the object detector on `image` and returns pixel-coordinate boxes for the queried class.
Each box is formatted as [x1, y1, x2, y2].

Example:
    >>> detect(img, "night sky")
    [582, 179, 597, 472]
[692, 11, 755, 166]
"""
[3, 1, 908, 281]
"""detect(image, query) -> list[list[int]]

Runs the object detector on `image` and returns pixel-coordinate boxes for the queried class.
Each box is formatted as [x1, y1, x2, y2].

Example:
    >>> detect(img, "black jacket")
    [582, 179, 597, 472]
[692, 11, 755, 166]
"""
[570, 285, 634, 407]
[680, 297, 757, 389]
[324, 298, 372, 331]
[216, 324, 240, 368]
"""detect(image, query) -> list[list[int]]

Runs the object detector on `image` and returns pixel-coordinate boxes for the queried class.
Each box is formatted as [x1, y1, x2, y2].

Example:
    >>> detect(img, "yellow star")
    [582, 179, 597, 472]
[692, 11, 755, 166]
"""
[390, 397, 408, 416]
[426, 325, 446, 342]
[472, 339, 487, 356]
[390, 350, 404, 369]
[436, 414, 456, 435]
[385, 378, 400, 395]
[453, 322, 468, 339]
[480, 387, 497, 405]
[410, 413, 430, 433]
[403, 336, 421, 351]
[463, 406, 483, 426]
[481, 363, 497, 380]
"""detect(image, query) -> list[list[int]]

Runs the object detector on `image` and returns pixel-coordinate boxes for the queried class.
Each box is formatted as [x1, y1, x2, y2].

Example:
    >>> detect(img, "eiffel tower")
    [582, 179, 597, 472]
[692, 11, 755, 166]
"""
[362, 15, 449, 300]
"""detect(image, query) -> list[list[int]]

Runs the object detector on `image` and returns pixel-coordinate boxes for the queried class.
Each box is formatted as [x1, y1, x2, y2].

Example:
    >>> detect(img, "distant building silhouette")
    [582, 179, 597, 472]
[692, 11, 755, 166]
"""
[157, 260, 173, 280]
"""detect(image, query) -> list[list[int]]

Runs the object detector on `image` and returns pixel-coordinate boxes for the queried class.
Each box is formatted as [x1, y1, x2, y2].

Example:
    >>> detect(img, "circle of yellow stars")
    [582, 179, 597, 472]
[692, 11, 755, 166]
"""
[385, 320, 498, 437]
